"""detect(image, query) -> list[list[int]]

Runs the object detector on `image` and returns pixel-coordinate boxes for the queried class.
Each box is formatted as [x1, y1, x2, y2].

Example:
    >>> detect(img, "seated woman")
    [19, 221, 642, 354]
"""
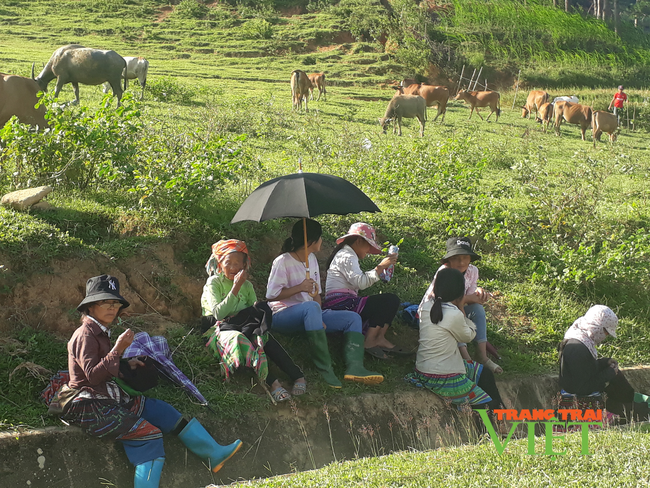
[559, 305, 650, 421]
[405, 267, 504, 411]
[266, 219, 383, 388]
[63, 274, 241, 487]
[201, 239, 306, 402]
[323, 222, 405, 360]
[435, 237, 502, 373]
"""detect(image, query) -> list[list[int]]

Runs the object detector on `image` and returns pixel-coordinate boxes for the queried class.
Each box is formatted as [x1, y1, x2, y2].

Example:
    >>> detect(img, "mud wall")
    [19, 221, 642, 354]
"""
[0, 244, 204, 337]
[3, 368, 650, 488]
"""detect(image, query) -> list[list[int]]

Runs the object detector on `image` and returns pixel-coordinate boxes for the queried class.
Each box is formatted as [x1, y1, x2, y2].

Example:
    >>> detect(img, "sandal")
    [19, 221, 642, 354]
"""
[270, 386, 291, 403]
[380, 345, 413, 356]
[365, 346, 390, 360]
[484, 359, 503, 374]
[291, 380, 307, 396]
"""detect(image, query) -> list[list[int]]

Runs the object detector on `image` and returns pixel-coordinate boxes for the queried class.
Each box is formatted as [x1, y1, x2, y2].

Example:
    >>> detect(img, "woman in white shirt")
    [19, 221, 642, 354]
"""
[405, 267, 503, 410]
[266, 219, 383, 388]
[323, 223, 406, 360]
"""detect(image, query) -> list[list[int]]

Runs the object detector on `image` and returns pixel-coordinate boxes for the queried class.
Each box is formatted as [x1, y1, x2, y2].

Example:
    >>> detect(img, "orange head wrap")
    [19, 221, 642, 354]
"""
[205, 239, 250, 276]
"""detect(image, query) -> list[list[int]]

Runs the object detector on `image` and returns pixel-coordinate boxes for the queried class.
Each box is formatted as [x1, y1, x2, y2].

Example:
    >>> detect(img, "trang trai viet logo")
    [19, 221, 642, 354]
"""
[479, 408, 604, 456]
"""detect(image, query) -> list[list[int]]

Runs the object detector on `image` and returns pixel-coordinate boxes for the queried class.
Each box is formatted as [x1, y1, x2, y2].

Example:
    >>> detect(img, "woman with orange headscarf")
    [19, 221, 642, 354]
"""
[201, 239, 306, 402]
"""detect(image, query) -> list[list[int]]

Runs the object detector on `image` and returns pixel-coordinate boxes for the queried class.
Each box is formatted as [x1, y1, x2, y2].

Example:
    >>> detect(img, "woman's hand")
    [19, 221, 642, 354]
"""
[127, 358, 146, 370]
[609, 359, 619, 373]
[474, 287, 491, 304]
[232, 269, 247, 296]
[114, 328, 135, 355]
[298, 278, 317, 294]
[376, 255, 397, 273]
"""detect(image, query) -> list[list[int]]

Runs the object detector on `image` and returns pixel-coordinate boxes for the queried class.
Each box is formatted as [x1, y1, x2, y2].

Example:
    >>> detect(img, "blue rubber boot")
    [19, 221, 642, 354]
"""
[134, 457, 164, 488]
[178, 418, 242, 473]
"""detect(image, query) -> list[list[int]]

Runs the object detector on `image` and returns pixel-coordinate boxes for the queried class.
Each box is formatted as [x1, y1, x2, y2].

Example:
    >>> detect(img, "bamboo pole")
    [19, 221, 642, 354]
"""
[472, 66, 483, 90]
[467, 68, 477, 91]
[511, 69, 522, 109]
[633, 102, 636, 131]
[485, 79, 488, 91]
[456, 65, 465, 95]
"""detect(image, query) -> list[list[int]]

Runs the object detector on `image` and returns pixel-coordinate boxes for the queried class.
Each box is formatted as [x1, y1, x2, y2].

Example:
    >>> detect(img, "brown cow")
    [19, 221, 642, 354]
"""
[395, 84, 449, 123]
[554, 101, 592, 140]
[536, 102, 553, 133]
[455, 90, 501, 121]
[0, 73, 47, 128]
[592, 110, 619, 147]
[308, 72, 326, 101]
[522, 90, 549, 118]
[290, 69, 312, 111]
[379, 94, 426, 137]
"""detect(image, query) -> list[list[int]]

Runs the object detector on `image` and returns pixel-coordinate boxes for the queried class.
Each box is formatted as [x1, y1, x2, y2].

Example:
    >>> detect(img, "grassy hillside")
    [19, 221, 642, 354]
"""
[2, 0, 650, 428]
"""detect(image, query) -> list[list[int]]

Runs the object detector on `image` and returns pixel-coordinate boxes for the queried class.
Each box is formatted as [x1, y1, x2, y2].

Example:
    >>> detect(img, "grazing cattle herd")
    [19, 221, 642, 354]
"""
[0, 41, 628, 147]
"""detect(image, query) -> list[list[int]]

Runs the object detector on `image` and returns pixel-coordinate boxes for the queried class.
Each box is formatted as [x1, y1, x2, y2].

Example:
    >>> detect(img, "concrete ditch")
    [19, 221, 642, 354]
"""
[2, 367, 650, 488]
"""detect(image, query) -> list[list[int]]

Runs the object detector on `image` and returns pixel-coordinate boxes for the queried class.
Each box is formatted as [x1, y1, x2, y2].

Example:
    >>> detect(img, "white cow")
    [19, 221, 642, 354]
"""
[103, 56, 149, 99]
[552, 95, 579, 104]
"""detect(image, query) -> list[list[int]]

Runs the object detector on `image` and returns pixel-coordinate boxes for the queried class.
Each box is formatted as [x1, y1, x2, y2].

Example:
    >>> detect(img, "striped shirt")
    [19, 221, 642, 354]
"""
[266, 252, 321, 313]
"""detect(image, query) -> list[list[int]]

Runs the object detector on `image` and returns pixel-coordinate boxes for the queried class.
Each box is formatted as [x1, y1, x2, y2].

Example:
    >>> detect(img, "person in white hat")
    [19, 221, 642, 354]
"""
[559, 305, 650, 421]
[324, 222, 408, 360]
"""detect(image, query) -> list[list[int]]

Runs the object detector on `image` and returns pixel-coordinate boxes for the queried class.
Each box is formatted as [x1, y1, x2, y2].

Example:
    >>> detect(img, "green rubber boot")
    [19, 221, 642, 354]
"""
[343, 332, 384, 385]
[306, 329, 342, 388]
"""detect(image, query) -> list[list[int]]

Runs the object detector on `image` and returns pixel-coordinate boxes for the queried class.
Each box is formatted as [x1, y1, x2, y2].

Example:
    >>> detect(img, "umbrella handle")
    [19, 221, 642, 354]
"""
[303, 218, 319, 296]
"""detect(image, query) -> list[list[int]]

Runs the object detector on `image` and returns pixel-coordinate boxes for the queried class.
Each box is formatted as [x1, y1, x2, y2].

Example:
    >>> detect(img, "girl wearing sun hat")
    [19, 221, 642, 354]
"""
[324, 223, 406, 360]
[60, 274, 242, 488]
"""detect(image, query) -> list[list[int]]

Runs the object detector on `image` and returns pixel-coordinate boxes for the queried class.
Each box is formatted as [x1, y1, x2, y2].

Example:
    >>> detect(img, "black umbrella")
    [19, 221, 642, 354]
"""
[231, 171, 380, 279]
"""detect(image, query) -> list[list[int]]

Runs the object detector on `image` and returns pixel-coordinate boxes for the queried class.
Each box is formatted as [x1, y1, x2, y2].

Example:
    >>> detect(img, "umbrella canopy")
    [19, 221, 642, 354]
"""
[231, 172, 380, 223]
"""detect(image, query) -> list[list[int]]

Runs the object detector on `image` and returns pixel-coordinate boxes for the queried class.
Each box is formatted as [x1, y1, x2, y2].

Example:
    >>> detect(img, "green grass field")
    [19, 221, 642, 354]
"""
[2, 0, 650, 430]
[234, 427, 650, 487]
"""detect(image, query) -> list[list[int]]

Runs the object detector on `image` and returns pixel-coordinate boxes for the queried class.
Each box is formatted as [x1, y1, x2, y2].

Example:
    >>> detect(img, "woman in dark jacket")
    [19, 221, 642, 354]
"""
[559, 305, 649, 420]
[61, 274, 241, 488]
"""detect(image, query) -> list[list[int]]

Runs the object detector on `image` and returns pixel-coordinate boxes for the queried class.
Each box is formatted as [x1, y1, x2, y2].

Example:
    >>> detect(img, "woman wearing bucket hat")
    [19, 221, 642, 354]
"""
[324, 222, 406, 360]
[426, 237, 502, 373]
[60, 274, 241, 488]
[559, 305, 650, 422]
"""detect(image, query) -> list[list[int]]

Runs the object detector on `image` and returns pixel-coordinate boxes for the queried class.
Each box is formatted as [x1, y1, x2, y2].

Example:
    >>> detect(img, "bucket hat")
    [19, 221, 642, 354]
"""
[336, 223, 381, 254]
[442, 237, 481, 262]
[77, 274, 130, 312]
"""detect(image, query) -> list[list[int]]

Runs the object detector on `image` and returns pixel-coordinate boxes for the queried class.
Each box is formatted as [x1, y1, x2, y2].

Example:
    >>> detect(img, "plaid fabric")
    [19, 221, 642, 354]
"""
[205, 328, 269, 382]
[405, 360, 491, 406]
[552, 390, 615, 433]
[206, 239, 250, 276]
[122, 332, 208, 405]
[62, 392, 161, 441]
[41, 370, 71, 406]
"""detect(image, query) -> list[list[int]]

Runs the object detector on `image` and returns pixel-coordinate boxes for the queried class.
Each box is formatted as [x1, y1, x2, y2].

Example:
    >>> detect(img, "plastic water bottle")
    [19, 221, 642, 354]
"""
[380, 245, 399, 282]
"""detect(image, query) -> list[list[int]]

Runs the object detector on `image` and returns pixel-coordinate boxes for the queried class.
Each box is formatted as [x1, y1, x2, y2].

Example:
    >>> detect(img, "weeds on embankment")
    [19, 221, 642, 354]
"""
[231, 427, 650, 487]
